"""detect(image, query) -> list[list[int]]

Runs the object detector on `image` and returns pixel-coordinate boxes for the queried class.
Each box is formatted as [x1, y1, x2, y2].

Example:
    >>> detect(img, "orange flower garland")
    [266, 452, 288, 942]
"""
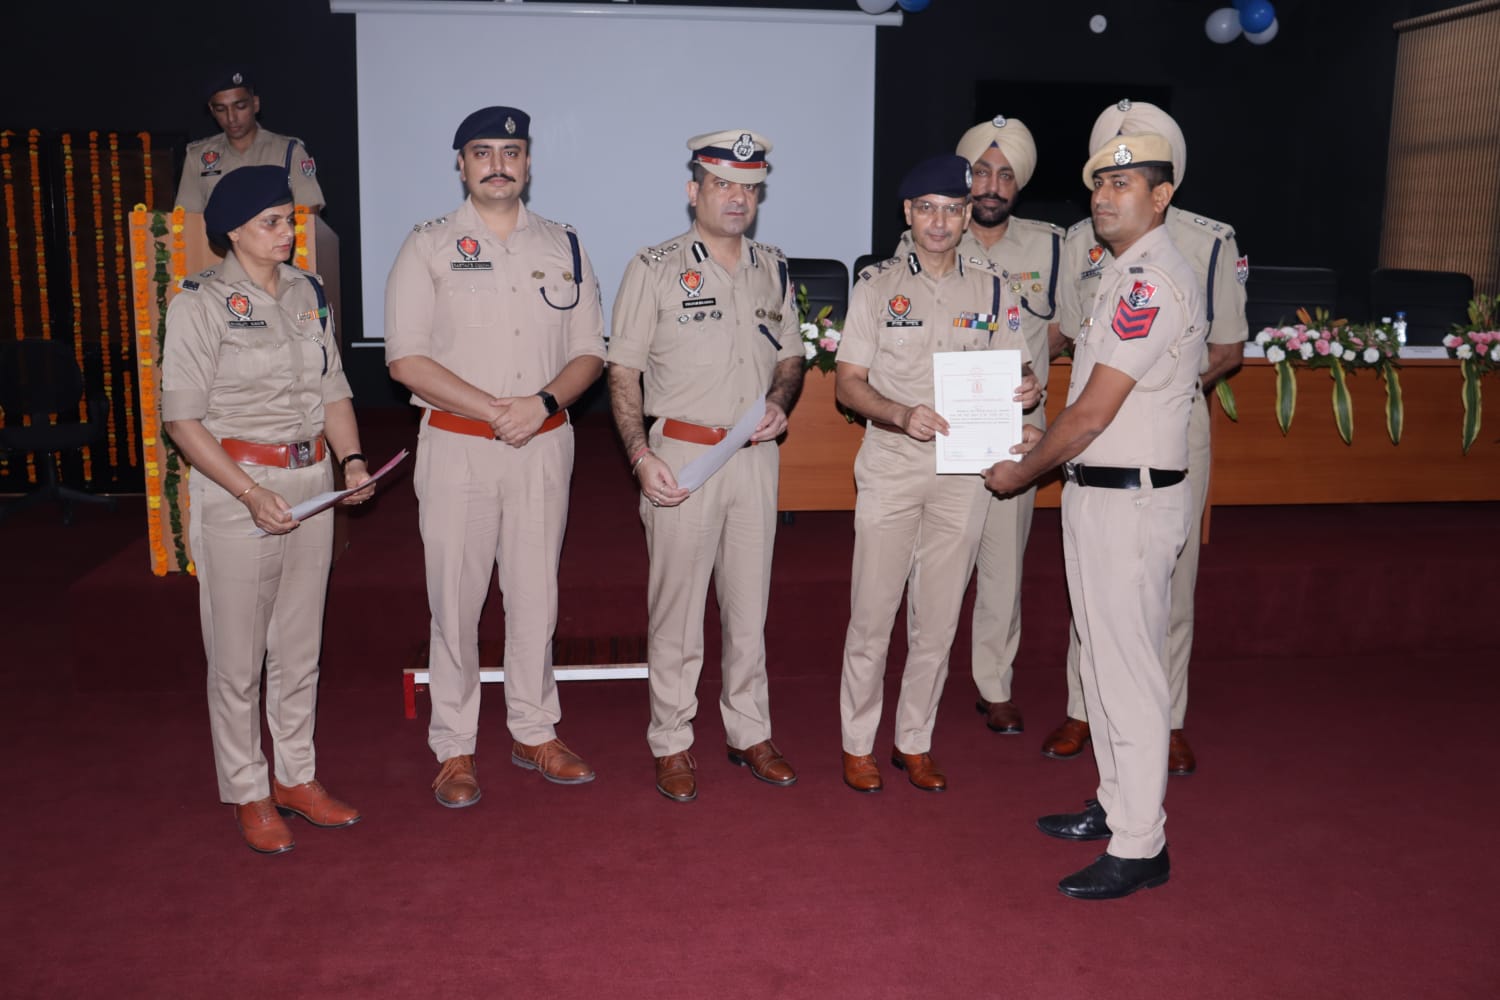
[117, 135, 137, 466]
[27, 130, 51, 342]
[293, 206, 310, 270]
[171, 206, 186, 285]
[61, 132, 93, 479]
[2, 130, 37, 481]
[130, 206, 168, 575]
[138, 131, 153, 209]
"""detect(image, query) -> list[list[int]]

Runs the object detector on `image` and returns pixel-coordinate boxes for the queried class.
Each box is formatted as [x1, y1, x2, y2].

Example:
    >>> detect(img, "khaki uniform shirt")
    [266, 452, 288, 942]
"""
[384, 199, 606, 406]
[838, 252, 1030, 409]
[1068, 225, 1205, 470]
[608, 227, 800, 426]
[161, 253, 350, 443]
[176, 127, 326, 212]
[1058, 205, 1246, 371]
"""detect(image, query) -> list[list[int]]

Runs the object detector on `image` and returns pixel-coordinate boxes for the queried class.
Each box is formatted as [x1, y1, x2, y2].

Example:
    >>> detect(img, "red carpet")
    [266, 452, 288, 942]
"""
[3, 409, 1497, 998]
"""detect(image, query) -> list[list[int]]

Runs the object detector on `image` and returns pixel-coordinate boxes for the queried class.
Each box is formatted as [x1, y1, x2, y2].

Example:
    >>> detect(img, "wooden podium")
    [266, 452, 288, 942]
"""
[127, 208, 340, 574]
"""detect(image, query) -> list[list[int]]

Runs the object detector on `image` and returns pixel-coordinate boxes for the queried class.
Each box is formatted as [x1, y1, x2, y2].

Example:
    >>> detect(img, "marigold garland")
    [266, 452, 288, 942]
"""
[150, 209, 189, 572]
[138, 131, 153, 210]
[0, 131, 18, 479]
[27, 130, 51, 343]
[116, 135, 137, 467]
[130, 206, 168, 574]
[61, 132, 93, 479]
[293, 206, 309, 270]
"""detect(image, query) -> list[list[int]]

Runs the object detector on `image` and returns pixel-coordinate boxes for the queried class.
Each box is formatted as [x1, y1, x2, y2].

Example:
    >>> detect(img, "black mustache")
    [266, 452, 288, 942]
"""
[482, 172, 517, 183]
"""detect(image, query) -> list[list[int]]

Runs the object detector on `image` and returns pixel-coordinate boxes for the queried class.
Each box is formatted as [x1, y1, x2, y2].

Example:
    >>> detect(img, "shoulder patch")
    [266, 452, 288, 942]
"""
[179, 278, 200, 292]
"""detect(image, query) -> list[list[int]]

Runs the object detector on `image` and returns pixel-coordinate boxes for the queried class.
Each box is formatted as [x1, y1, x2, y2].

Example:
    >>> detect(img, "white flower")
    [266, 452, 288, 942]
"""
[1279, 326, 1299, 340]
[1363, 347, 1380, 364]
[1299, 343, 1315, 360]
[1342, 347, 1357, 361]
[827, 328, 842, 343]
[1491, 345, 1500, 362]
[1255, 330, 1271, 346]
[803, 341, 817, 360]
[1457, 344, 1474, 359]
[800, 322, 819, 341]
[1266, 346, 1286, 363]
[1442, 333, 1461, 348]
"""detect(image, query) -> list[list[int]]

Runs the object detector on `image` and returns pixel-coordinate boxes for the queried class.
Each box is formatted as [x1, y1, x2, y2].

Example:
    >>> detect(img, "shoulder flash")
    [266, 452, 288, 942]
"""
[179, 278, 200, 292]
[412, 215, 448, 232]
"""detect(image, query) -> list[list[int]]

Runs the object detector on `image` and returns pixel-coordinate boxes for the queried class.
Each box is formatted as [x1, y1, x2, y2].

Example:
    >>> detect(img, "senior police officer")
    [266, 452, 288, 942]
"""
[1040, 100, 1247, 775]
[385, 107, 606, 807]
[175, 70, 325, 213]
[162, 165, 371, 854]
[899, 116, 1063, 737]
[837, 155, 1039, 794]
[984, 133, 1205, 899]
[608, 129, 804, 803]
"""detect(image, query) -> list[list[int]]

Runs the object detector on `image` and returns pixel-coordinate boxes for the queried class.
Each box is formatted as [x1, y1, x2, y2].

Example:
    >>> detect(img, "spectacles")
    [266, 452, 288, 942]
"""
[911, 200, 967, 218]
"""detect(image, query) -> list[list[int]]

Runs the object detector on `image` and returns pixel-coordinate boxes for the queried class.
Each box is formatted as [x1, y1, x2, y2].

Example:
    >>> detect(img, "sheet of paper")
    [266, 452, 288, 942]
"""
[932, 350, 1024, 475]
[674, 395, 767, 493]
[250, 448, 410, 536]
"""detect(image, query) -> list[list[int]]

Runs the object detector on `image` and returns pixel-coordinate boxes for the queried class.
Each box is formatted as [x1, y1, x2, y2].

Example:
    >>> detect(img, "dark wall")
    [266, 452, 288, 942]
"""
[0, 0, 1468, 404]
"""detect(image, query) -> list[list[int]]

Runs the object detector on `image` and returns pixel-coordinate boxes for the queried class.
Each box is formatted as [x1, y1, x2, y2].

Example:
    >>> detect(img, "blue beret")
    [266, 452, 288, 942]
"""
[452, 107, 531, 150]
[205, 69, 254, 101]
[898, 154, 973, 201]
[204, 166, 293, 243]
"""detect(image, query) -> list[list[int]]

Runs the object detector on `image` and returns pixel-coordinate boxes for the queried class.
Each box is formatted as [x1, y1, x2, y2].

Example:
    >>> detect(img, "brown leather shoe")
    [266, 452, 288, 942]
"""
[234, 796, 295, 855]
[655, 750, 697, 802]
[432, 754, 481, 808]
[1041, 718, 1091, 759]
[890, 750, 947, 792]
[726, 739, 797, 786]
[1168, 729, 1197, 776]
[511, 738, 596, 785]
[976, 698, 1024, 734]
[841, 752, 882, 793]
[272, 778, 361, 828]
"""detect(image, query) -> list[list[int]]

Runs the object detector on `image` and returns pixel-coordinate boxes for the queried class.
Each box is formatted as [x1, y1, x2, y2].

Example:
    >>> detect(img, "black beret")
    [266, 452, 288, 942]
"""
[205, 69, 254, 102]
[204, 166, 293, 243]
[898, 154, 973, 201]
[452, 106, 531, 150]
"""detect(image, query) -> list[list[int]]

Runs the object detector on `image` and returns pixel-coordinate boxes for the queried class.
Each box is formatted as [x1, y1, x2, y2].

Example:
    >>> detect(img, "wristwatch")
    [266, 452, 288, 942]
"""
[536, 390, 560, 416]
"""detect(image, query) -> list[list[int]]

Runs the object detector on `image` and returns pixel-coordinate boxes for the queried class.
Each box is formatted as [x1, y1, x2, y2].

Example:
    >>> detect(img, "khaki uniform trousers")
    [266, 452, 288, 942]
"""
[1063, 392, 1210, 726]
[189, 459, 334, 805]
[415, 419, 574, 760]
[968, 482, 1037, 703]
[840, 428, 988, 756]
[642, 430, 780, 757]
[1062, 477, 1192, 859]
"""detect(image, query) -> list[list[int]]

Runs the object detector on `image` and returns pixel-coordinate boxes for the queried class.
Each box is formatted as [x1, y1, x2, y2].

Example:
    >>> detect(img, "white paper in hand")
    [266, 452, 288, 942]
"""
[674, 395, 767, 493]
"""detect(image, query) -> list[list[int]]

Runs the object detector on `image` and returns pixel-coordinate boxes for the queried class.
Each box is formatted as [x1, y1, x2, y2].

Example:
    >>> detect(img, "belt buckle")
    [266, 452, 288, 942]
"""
[288, 440, 313, 469]
[1062, 463, 1080, 485]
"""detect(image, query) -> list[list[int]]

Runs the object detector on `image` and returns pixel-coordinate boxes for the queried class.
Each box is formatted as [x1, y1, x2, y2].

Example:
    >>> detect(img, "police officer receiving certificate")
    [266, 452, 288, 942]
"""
[385, 107, 606, 808]
[983, 134, 1206, 899]
[608, 130, 803, 803]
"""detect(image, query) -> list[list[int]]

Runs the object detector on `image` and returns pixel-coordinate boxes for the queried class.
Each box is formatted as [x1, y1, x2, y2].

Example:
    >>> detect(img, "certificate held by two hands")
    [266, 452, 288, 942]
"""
[931, 350, 1025, 475]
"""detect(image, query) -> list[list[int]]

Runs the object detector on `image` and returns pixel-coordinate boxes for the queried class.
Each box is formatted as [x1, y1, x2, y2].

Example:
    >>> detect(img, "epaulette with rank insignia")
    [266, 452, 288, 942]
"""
[179, 278, 200, 292]
[751, 240, 786, 260]
[1066, 217, 1093, 236]
[857, 256, 900, 282]
[639, 241, 678, 265]
[412, 216, 447, 232]
[1015, 216, 1065, 237]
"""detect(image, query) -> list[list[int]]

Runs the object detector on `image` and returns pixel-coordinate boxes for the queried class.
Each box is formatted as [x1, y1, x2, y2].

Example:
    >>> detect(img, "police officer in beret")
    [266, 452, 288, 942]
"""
[385, 106, 606, 808]
[162, 165, 372, 854]
[608, 129, 804, 803]
[175, 70, 325, 213]
[836, 154, 1039, 794]
[984, 133, 1205, 899]
[1042, 100, 1248, 776]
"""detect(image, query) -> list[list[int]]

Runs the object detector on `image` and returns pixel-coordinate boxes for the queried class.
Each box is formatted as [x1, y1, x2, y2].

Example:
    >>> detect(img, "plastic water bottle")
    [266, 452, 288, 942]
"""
[1394, 311, 1408, 346]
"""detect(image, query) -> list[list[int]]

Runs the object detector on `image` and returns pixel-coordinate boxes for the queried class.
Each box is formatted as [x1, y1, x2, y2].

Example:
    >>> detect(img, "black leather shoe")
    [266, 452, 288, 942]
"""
[1058, 848, 1170, 900]
[1036, 798, 1110, 841]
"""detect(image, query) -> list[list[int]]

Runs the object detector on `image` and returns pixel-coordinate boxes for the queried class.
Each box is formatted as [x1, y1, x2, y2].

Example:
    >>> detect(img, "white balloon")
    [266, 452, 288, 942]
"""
[856, 0, 898, 12]
[1089, 14, 1107, 33]
[1204, 6, 1242, 44]
[1246, 17, 1279, 45]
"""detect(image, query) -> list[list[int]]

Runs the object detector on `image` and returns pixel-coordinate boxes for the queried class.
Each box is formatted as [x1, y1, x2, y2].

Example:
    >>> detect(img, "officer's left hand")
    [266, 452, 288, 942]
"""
[490, 395, 547, 448]
[1014, 373, 1042, 411]
[750, 402, 789, 443]
[339, 463, 375, 506]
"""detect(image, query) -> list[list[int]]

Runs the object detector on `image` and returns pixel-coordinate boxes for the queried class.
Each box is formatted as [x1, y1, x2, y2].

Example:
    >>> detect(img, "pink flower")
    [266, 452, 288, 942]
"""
[1350, 335, 1364, 347]
[1315, 339, 1332, 356]
[819, 337, 838, 352]
[1442, 334, 1461, 348]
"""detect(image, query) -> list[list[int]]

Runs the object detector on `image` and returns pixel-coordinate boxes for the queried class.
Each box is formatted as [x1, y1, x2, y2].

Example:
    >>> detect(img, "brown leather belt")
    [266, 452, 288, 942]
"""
[221, 435, 326, 469]
[660, 418, 757, 447]
[426, 408, 567, 439]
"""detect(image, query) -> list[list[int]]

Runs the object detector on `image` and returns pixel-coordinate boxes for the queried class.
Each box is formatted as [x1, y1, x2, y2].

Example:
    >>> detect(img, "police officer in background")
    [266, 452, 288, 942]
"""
[175, 70, 326, 214]
[896, 116, 1063, 737]
[1041, 100, 1247, 775]
[837, 155, 1039, 795]
[385, 107, 606, 808]
[608, 130, 804, 803]
[984, 133, 1205, 899]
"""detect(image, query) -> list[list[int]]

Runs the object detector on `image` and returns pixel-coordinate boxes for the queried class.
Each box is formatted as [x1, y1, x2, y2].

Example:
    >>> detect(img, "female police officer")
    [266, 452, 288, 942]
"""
[162, 165, 372, 854]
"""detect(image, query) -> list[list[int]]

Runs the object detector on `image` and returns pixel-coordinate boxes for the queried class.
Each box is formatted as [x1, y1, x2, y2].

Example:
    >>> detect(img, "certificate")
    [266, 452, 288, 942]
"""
[674, 394, 766, 493]
[932, 350, 1023, 474]
[250, 448, 410, 536]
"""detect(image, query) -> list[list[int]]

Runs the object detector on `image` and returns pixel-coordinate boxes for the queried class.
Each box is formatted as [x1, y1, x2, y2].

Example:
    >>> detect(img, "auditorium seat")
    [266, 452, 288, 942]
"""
[786, 257, 849, 322]
[1369, 268, 1474, 346]
[1244, 265, 1338, 333]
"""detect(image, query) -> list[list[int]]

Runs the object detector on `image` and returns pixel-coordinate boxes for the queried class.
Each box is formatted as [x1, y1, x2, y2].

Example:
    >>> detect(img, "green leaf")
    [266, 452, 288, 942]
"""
[1214, 379, 1238, 422]
[1274, 361, 1296, 435]
[1329, 358, 1353, 445]
[1461, 358, 1482, 454]
[1382, 362, 1403, 445]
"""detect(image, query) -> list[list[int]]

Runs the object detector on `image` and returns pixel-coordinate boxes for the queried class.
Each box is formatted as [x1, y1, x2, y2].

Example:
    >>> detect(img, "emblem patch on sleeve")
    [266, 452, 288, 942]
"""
[1111, 298, 1158, 341]
[1235, 255, 1249, 284]
[300, 158, 316, 177]
[1126, 280, 1157, 308]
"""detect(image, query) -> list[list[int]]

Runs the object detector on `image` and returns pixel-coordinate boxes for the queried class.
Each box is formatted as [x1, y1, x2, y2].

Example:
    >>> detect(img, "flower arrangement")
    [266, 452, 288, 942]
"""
[796, 283, 842, 374]
[1443, 294, 1500, 454]
[1245, 307, 1404, 445]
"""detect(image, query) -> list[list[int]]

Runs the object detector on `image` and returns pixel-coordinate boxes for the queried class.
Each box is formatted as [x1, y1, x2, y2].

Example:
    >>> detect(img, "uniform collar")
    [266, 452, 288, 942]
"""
[689, 224, 752, 271]
[220, 251, 303, 300]
[906, 249, 964, 279]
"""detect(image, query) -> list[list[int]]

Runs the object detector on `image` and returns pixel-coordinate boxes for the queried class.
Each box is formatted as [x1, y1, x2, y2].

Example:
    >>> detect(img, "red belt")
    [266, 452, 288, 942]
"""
[660, 418, 758, 447]
[426, 408, 567, 439]
[221, 435, 326, 469]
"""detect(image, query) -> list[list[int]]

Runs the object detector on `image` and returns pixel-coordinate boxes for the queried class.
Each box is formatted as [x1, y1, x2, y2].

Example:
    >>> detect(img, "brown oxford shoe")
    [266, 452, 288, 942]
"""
[1041, 718, 1091, 759]
[272, 778, 361, 828]
[234, 796, 295, 855]
[1168, 729, 1197, 776]
[841, 752, 883, 793]
[976, 698, 1024, 734]
[890, 750, 947, 792]
[432, 754, 481, 808]
[512, 738, 597, 785]
[655, 750, 697, 803]
[726, 739, 797, 786]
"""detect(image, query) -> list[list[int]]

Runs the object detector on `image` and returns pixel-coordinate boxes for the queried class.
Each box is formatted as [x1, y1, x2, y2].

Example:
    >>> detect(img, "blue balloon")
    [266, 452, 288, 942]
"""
[898, 0, 931, 11]
[1239, 0, 1275, 34]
